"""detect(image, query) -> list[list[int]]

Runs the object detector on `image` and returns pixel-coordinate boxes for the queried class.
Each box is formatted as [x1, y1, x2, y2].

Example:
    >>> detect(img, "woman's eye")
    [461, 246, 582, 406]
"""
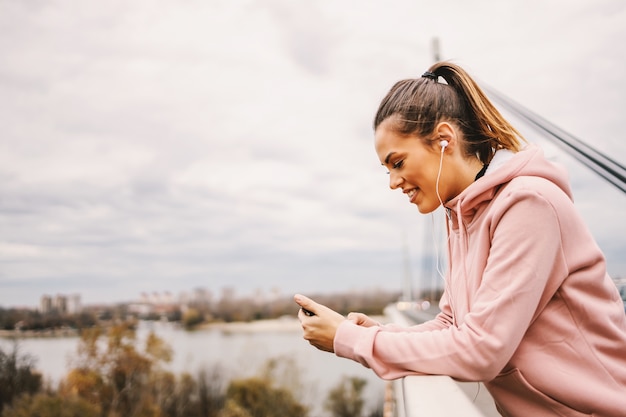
[392, 160, 403, 170]
[384, 160, 403, 174]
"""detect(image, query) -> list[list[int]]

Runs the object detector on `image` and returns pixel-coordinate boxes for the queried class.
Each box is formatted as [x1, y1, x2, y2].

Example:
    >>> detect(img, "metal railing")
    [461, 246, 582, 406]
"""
[383, 304, 500, 417]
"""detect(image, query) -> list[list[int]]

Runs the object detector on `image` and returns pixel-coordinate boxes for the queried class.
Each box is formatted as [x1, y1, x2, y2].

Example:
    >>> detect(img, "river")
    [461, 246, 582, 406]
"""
[0, 318, 385, 416]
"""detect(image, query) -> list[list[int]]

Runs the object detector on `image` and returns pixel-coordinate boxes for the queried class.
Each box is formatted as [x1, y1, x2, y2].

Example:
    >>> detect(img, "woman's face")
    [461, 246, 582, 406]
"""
[374, 118, 445, 214]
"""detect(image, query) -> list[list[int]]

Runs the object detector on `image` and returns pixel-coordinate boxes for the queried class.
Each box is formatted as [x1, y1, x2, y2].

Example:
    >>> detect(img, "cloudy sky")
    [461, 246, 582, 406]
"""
[1, 0, 625, 308]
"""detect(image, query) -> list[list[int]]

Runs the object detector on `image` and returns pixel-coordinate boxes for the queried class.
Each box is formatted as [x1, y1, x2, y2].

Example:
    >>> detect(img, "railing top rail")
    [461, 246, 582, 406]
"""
[384, 305, 499, 417]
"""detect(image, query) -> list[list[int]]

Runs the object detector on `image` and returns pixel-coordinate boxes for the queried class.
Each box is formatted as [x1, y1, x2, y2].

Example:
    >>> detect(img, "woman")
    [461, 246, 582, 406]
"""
[295, 62, 626, 416]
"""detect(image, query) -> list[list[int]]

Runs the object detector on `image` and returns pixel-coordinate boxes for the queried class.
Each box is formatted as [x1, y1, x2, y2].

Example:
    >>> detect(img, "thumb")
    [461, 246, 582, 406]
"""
[346, 312, 377, 327]
[347, 312, 369, 325]
[347, 312, 360, 323]
[294, 294, 316, 311]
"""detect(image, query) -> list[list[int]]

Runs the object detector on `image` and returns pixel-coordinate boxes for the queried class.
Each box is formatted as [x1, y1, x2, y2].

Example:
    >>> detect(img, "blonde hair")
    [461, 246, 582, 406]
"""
[374, 61, 526, 164]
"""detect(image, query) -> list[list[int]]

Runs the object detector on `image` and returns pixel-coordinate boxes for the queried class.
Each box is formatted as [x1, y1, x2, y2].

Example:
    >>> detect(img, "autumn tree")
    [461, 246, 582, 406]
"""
[59, 322, 173, 417]
[151, 370, 217, 417]
[258, 355, 308, 401]
[219, 377, 308, 417]
[181, 307, 203, 329]
[196, 367, 226, 417]
[324, 376, 367, 417]
[1, 393, 100, 417]
[0, 343, 42, 413]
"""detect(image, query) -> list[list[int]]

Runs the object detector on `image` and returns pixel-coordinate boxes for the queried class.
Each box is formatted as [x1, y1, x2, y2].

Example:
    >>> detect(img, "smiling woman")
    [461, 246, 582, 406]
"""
[295, 61, 626, 417]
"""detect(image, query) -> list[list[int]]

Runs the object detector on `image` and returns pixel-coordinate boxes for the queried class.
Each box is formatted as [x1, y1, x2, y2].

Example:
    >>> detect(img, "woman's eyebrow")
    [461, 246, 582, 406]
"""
[384, 152, 396, 165]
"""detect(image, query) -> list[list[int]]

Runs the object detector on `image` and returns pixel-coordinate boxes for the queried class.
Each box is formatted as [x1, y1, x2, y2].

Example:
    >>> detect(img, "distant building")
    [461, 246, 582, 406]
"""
[150, 291, 161, 305]
[162, 291, 174, 305]
[127, 303, 153, 316]
[39, 293, 82, 315]
[67, 293, 81, 314]
[53, 294, 68, 313]
[39, 295, 52, 314]
[191, 287, 212, 304]
[132, 290, 180, 318]
[140, 292, 150, 304]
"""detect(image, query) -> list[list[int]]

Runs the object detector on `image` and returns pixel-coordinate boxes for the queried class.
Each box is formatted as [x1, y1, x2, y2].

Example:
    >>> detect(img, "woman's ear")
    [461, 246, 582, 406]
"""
[435, 122, 457, 153]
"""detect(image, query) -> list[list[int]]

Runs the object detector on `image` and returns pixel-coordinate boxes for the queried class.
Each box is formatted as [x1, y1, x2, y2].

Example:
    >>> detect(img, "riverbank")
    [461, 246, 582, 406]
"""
[1, 315, 389, 339]
[0, 319, 296, 339]
[198, 314, 387, 333]
[0, 318, 300, 339]
[198, 316, 302, 333]
[0, 327, 79, 339]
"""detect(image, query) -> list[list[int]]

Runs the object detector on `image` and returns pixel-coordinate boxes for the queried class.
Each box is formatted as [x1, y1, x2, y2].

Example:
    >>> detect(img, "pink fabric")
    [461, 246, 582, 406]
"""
[334, 144, 626, 416]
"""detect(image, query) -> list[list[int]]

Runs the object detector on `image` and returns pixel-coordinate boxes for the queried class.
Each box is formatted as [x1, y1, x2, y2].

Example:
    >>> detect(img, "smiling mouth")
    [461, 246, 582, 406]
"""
[407, 189, 417, 200]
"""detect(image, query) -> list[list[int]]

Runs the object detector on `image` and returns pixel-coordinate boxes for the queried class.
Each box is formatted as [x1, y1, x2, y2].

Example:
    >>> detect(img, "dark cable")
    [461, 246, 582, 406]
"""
[482, 85, 626, 194]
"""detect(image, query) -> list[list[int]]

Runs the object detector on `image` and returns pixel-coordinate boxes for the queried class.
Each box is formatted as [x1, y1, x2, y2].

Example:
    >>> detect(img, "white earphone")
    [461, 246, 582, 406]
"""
[436, 138, 452, 221]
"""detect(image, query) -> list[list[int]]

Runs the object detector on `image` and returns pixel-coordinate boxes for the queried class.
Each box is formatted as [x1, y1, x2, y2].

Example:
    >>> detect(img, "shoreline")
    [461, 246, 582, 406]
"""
[198, 316, 303, 333]
[0, 317, 303, 339]
[0, 327, 79, 339]
[1, 315, 388, 339]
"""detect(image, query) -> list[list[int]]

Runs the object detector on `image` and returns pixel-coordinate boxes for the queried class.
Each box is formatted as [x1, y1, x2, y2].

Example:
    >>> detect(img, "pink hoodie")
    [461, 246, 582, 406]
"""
[334, 144, 626, 416]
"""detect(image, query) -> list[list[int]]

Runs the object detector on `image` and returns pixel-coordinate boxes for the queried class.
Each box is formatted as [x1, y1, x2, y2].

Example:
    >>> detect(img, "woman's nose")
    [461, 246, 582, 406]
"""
[389, 172, 403, 190]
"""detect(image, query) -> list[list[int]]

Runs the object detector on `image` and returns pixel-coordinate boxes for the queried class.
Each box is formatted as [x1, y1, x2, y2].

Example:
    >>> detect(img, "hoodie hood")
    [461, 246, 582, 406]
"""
[446, 144, 572, 225]
[443, 144, 573, 301]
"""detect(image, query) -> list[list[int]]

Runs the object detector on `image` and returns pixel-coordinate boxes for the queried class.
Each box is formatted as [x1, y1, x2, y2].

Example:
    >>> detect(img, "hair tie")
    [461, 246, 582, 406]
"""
[421, 71, 437, 82]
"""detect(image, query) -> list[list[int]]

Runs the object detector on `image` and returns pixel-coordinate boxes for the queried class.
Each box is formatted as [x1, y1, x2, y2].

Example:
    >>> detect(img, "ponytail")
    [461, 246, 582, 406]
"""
[374, 61, 525, 164]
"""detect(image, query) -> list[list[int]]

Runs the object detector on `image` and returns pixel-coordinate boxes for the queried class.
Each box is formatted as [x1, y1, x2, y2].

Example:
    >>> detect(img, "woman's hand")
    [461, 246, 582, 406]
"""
[294, 294, 346, 353]
[346, 312, 380, 328]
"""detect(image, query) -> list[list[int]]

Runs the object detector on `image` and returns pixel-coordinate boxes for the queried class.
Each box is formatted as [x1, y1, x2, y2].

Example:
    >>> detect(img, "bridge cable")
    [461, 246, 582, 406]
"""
[482, 85, 626, 195]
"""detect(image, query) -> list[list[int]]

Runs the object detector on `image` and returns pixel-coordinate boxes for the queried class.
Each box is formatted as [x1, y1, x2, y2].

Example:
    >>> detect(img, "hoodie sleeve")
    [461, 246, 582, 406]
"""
[334, 178, 570, 381]
[381, 292, 455, 333]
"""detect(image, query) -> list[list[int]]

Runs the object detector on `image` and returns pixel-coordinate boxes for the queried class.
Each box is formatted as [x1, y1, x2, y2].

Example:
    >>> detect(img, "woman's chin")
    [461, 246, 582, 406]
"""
[415, 201, 439, 214]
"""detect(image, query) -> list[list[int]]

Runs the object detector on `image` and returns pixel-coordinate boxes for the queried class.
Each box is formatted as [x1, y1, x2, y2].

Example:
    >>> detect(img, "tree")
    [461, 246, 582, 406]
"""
[258, 355, 307, 401]
[324, 376, 367, 417]
[220, 377, 308, 417]
[0, 343, 42, 413]
[218, 400, 252, 417]
[196, 367, 226, 417]
[60, 322, 173, 417]
[57, 322, 234, 417]
[1, 393, 100, 417]
[181, 307, 203, 329]
[152, 371, 201, 417]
